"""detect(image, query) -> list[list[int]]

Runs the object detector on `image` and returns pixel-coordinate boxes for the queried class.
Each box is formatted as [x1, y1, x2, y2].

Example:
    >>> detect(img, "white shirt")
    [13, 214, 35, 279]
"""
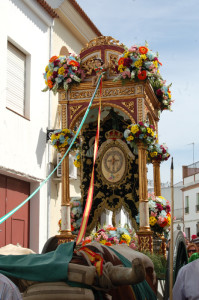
[172, 259, 199, 300]
[0, 274, 22, 300]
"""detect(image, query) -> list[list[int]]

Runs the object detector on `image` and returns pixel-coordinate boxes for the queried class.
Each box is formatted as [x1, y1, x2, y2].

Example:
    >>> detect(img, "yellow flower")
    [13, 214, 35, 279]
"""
[150, 151, 158, 157]
[140, 54, 147, 60]
[147, 128, 152, 134]
[167, 216, 171, 226]
[58, 67, 65, 75]
[131, 125, 139, 134]
[47, 70, 53, 78]
[127, 136, 134, 141]
[150, 130, 154, 137]
[45, 65, 49, 72]
[118, 65, 125, 72]
[121, 234, 131, 245]
[134, 60, 143, 68]
[168, 92, 171, 99]
[100, 240, 106, 245]
[63, 129, 70, 134]
[124, 52, 130, 58]
[74, 161, 81, 168]
[153, 61, 158, 68]
[149, 216, 157, 226]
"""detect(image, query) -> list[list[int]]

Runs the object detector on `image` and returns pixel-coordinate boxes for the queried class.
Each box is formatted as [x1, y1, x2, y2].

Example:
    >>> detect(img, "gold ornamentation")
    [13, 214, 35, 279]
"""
[136, 85, 143, 94]
[81, 55, 99, 76]
[139, 236, 151, 252]
[69, 86, 136, 100]
[80, 36, 125, 52]
[122, 101, 134, 113]
[137, 98, 144, 122]
[108, 53, 120, 76]
[69, 105, 82, 120]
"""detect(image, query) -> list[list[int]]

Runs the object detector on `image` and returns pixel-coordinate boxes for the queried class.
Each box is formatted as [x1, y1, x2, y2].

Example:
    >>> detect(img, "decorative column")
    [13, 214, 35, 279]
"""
[152, 159, 161, 196]
[137, 141, 153, 252]
[56, 94, 75, 243]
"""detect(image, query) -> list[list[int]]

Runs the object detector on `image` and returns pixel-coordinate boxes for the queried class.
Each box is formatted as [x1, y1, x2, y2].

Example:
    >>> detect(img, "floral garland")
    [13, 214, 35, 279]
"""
[70, 198, 82, 234]
[124, 121, 157, 150]
[136, 193, 171, 236]
[148, 143, 170, 163]
[73, 150, 81, 168]
[42, 54, 85, 94]
[50, 128, 80, 151]
[82, 225, 138, 249]
[114, 43, 173, 111]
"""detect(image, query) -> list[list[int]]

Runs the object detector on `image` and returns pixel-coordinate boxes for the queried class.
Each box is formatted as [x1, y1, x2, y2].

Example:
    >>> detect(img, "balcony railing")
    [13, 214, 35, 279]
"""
[185, 207, 189, 214]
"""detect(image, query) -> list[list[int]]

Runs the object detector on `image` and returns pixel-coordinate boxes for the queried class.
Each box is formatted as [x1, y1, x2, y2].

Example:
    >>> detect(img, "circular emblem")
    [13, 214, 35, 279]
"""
[101, 145, 127, 184]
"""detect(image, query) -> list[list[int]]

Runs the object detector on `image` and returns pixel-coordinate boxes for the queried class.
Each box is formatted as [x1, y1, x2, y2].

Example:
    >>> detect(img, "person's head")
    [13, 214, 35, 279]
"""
[187, 243, 198, 258]
[94, 58, 103, 67]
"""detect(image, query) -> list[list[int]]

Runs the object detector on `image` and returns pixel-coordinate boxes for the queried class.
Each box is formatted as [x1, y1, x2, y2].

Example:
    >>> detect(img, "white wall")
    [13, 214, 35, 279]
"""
[0, 0, 52, 251]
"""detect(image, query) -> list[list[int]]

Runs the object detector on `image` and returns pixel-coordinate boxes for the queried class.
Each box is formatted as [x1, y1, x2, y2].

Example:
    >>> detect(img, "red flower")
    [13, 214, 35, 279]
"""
[139, 46, 148, 54]
[49, 56, 58, 63]
[156, 89, 163, 97]
[118, 57, 124, 65]
[119, 240, 127, 245]
[69, 60, 79, 67]
[47, 80, 53, 89]
[123, 58, 133, 67]
[105, 242, 112, 246]
[159, 218, 168, 227]
[137, 70, 147, 80]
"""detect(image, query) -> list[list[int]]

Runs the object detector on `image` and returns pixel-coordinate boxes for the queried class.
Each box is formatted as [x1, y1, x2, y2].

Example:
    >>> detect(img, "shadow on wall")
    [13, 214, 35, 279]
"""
[36, 128, 47, 167]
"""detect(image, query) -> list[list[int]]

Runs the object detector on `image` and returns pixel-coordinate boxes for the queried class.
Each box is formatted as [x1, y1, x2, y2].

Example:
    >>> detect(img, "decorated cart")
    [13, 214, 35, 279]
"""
[0, 35, 189, 300]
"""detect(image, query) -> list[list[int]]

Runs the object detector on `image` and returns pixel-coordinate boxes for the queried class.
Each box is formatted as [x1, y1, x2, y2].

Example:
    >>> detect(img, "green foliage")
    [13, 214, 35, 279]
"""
[141, 251, 167, 279]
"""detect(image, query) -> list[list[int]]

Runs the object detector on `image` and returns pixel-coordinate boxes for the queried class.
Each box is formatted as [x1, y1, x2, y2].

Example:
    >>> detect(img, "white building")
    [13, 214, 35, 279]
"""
[0, 0, 100, 253]
[182, 162, 199, 240]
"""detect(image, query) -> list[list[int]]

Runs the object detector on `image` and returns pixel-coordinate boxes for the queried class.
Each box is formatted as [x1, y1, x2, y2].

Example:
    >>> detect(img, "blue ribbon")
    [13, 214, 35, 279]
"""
[0, 75, 102, 224]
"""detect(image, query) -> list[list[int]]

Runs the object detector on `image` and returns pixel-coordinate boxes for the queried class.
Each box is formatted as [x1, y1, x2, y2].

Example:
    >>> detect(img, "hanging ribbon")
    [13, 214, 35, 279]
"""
[76, 79, 102, 245]
[0, 75, 102, 225]
[79, 246, 104, 276]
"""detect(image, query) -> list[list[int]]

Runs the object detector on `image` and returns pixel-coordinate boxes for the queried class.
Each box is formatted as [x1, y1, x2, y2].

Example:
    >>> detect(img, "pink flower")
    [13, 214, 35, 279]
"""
[128, 45, 138, 52]
[66, 78, 72, 83]
[122, 70, 131, 79]
[157, 216, 164, 224]
[151, 211, 157, 217]
[129, 242, 137, 250]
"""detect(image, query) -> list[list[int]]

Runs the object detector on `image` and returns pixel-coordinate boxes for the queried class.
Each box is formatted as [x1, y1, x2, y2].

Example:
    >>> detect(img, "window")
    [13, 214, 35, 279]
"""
[185, 196, 189, 214]
[185, 227, 190, 240]
[196, 193, 199, 212]
[6, 41, 26, 116]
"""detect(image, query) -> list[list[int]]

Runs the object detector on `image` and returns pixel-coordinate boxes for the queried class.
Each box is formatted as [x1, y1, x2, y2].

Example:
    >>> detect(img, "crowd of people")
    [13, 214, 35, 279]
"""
[172, 232, 199, 299]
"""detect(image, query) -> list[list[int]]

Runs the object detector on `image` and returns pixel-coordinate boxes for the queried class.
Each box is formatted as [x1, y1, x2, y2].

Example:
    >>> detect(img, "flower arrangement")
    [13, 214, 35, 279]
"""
[136, 193, 171, 236]
[73, 150, 81, 168]
[70, 197, 82, 234]
[50, 128, 80, 151]
[58, 219, 75, 232]
[42, 54, 85, 94]
[114, 43, 173, 111]
[82, 225, 138, 249]
[124, 121, 157, 150]
[148, 143, 170, 163]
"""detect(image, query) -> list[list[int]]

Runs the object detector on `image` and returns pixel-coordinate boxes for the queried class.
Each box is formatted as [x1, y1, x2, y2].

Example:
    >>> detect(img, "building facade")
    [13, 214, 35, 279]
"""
[0, 0, 100, 253]
[182, 162, 199, 240]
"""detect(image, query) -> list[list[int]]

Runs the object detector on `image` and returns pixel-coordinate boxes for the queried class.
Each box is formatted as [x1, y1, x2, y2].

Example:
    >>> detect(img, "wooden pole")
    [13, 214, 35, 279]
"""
[152, 159, 161, 196]
[169, 157, 174, 300]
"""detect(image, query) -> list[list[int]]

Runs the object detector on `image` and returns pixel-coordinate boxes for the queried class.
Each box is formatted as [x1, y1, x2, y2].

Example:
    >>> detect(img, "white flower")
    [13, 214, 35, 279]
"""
[148, 200, 156, 209]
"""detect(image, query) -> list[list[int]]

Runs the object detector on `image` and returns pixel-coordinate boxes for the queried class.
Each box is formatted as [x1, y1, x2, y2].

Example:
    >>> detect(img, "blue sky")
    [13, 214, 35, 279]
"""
[77, 0, 199, 184]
